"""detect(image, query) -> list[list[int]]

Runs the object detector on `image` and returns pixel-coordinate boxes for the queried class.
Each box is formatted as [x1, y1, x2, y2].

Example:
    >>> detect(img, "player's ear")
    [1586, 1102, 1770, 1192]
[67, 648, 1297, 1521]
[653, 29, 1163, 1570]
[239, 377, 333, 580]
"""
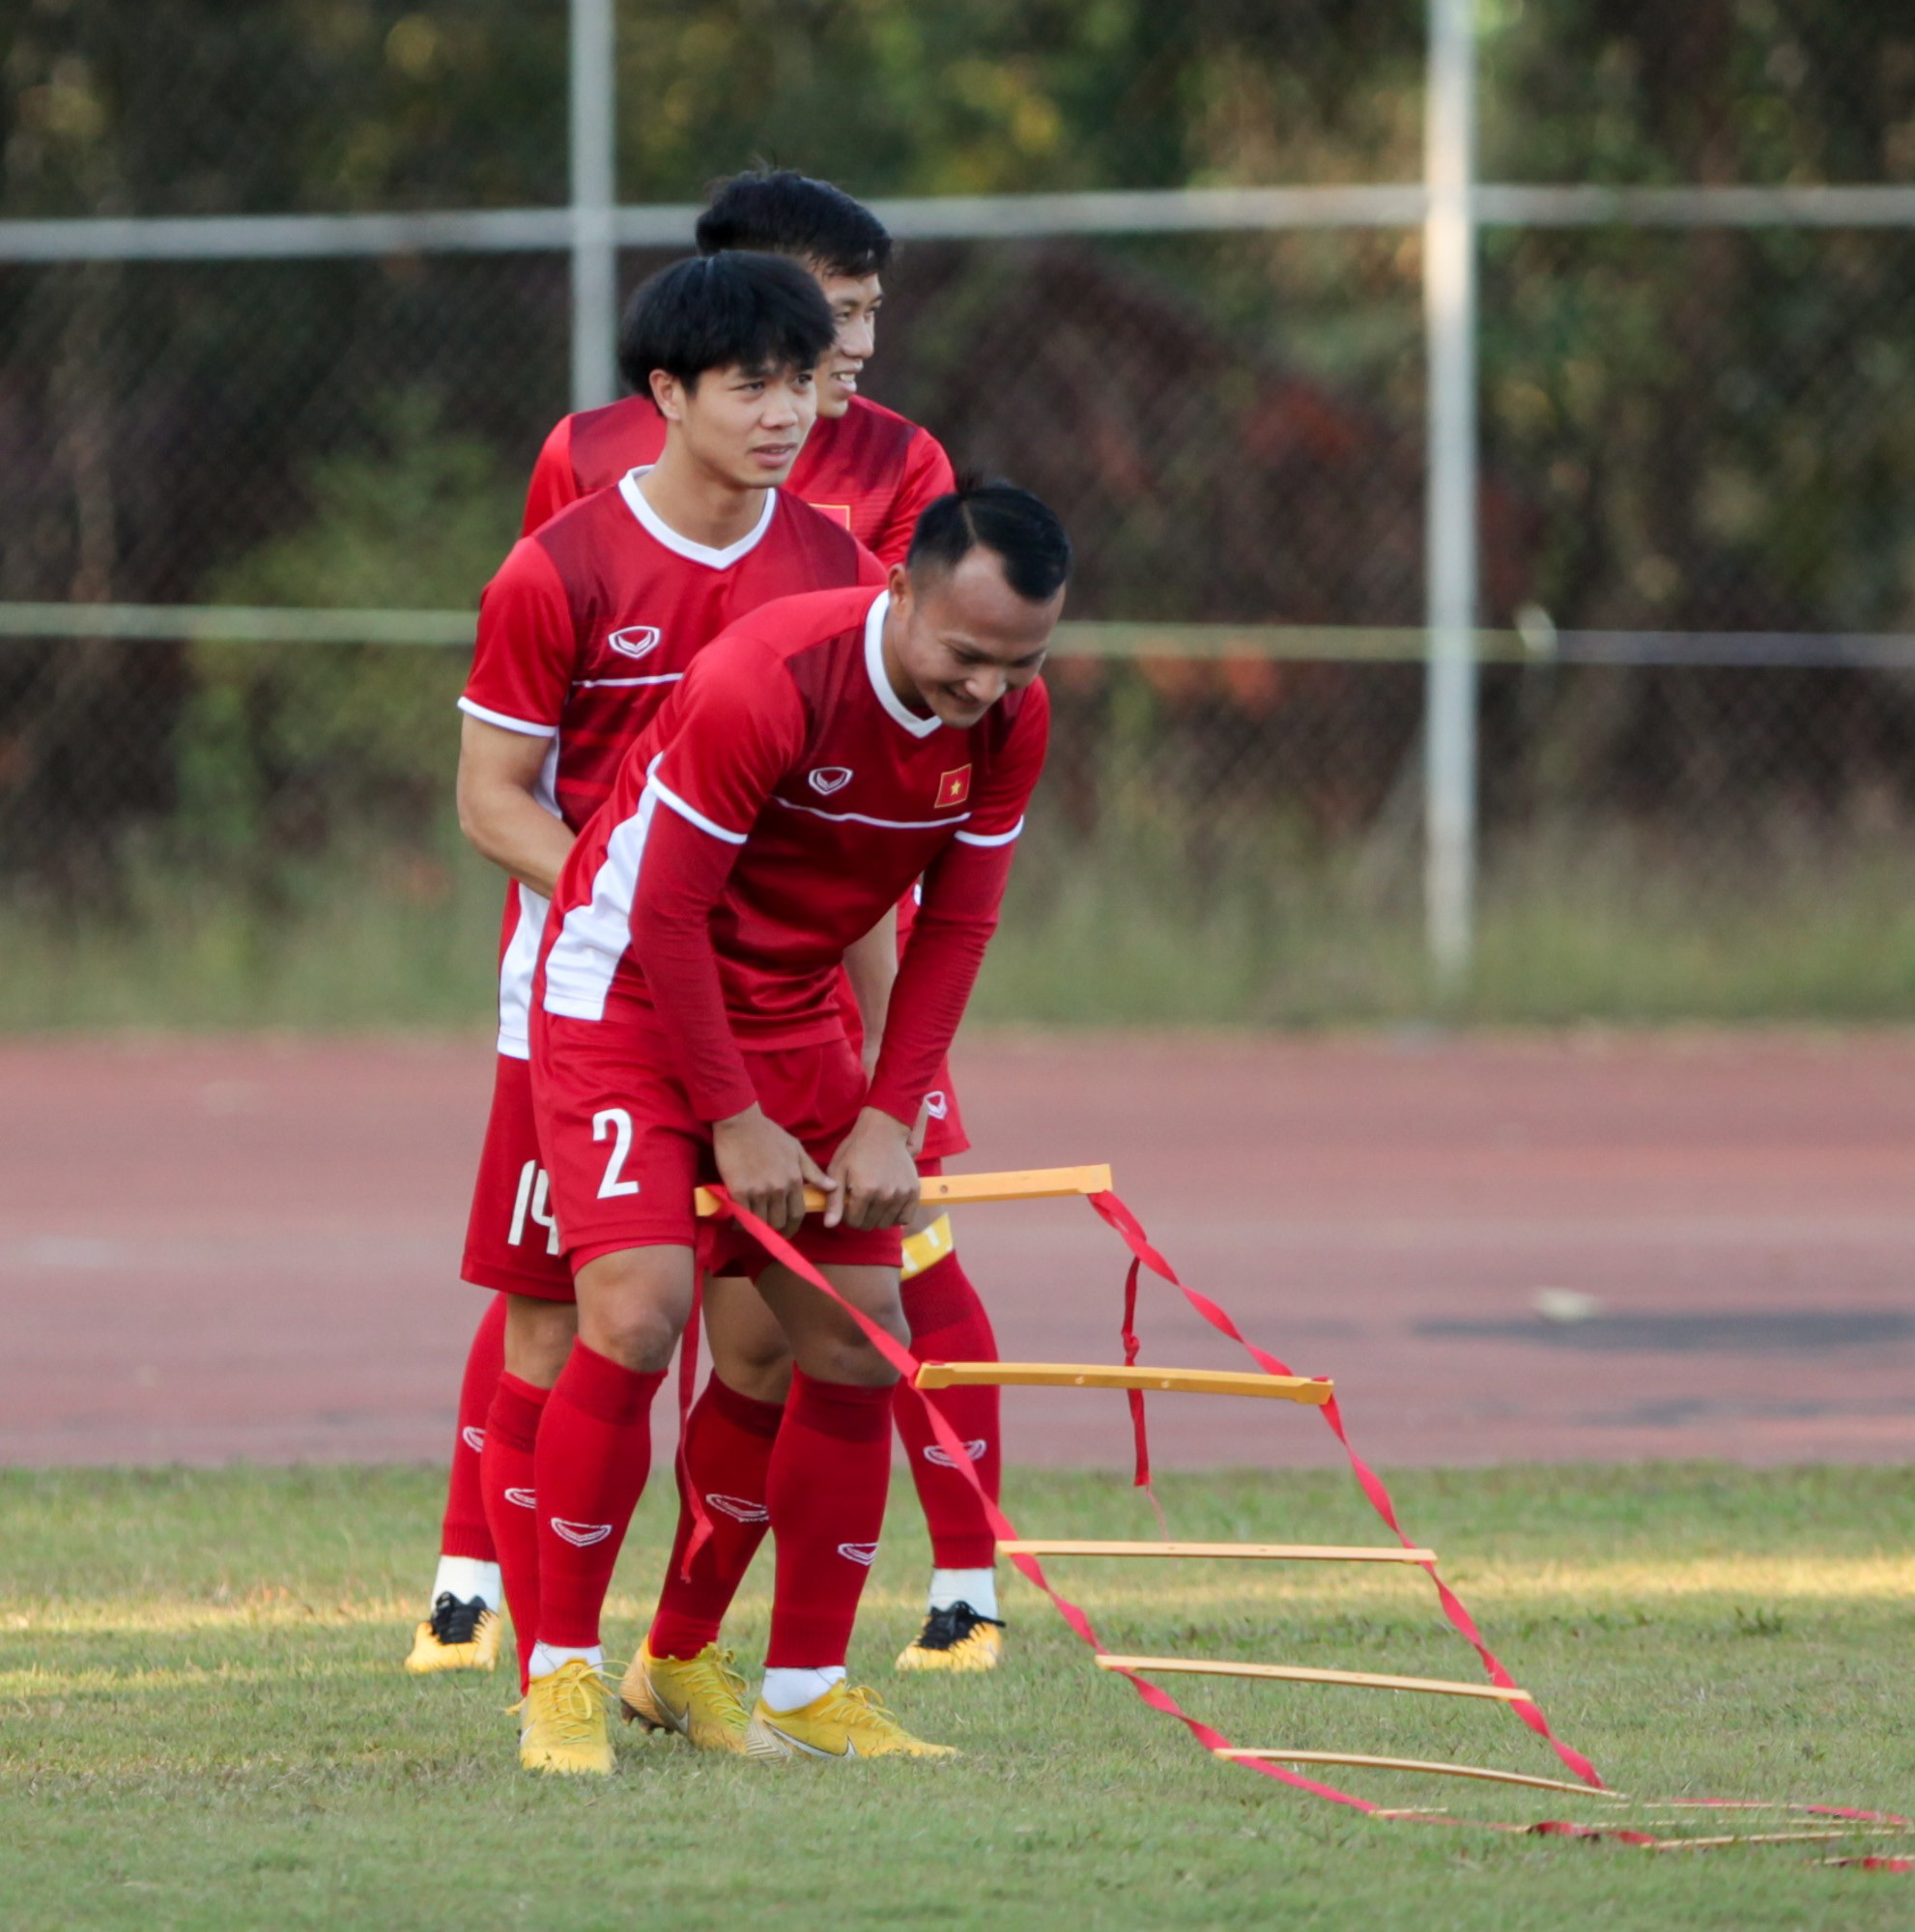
[886, 560, 913, 616]
[649, 368, 685, 422]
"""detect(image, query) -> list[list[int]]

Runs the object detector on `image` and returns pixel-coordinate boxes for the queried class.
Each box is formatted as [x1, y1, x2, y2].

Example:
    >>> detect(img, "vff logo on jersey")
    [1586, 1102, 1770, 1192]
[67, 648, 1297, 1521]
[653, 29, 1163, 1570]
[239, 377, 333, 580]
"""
[607, 624, 662, 661]
[935, 765, 972, 809]
[809, 766, 853, 796]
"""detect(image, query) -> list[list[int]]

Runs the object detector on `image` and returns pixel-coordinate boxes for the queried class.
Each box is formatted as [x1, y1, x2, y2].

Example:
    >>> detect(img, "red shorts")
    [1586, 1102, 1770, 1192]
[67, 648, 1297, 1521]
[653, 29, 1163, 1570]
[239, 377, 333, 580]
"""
[461, 1053, 573, 1298]
[530, 1005, 904, 1293]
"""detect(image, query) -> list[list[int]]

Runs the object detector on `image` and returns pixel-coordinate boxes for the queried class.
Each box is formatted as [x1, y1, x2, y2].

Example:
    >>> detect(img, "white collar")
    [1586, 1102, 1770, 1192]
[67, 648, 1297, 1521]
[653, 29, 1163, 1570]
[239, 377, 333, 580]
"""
[617, 467, 777, 568]
[864, 591, 942, 739]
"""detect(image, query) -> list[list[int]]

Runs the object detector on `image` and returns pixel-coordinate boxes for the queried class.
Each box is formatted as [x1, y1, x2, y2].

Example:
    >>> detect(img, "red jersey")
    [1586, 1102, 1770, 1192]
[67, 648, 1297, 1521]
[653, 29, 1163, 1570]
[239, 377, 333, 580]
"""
[521, 394, 956, 567]
[539, 585, 1049, 1127]
[460, 473, 883, 1058]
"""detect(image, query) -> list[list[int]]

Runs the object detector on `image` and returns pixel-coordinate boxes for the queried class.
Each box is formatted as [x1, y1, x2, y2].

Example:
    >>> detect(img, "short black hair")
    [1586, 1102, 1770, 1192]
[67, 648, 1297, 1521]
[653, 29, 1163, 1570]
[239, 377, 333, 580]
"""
[617, 251, 836, 403]
[696, 168, 892, 280]
[907, 480, 1072, 604]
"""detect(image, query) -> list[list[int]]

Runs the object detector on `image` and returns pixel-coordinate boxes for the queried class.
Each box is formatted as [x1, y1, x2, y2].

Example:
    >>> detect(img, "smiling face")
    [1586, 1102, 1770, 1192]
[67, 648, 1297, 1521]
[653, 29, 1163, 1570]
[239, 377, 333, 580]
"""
[882, 551, 1062, 729]
[811, 268, 883, 419]
[649, 360, 819, 490]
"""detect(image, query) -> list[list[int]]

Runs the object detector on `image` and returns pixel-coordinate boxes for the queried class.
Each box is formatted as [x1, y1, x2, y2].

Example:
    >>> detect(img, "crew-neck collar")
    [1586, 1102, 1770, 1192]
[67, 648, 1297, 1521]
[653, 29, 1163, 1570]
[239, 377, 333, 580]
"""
[617, 466, 778, 567]
[863, 591, 942, 739]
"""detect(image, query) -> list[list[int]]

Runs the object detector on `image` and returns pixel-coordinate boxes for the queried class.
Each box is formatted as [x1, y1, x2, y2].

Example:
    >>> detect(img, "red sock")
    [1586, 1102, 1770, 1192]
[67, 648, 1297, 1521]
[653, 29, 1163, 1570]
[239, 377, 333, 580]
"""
[532, 1343, 664, 1651]
[441, 1295, 506, 1562]
[480, 1371, 548, 1692]
[764, 1370, 894, 1668]
[647, 1375, 784, 1660]
[893, 1252, 1002, 1568]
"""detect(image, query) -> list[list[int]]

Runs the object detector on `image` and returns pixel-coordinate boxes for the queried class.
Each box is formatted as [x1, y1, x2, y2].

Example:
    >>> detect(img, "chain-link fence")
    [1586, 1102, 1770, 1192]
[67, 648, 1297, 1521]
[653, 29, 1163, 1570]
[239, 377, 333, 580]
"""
[3, 2, 1914, 1026]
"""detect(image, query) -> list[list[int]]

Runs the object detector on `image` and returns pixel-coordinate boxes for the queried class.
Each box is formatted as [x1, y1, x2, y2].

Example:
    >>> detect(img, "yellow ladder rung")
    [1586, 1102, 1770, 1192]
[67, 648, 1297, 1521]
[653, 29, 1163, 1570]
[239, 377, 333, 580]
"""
[998, 1539, 1435, 1564]
[1215, 1748, 1618, 1798]
[915, 1362, 1332, 1404]
[1098, 1655, 1530, 1703]
[694, 1163, 1113, 1219]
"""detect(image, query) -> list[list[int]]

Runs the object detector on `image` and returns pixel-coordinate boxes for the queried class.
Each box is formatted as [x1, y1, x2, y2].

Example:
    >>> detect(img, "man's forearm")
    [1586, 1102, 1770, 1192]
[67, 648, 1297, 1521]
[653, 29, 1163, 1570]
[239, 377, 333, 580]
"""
[842, 906, 900, 1067]
[458, 785, 574, 899]
[865, 845, 1013, 1125]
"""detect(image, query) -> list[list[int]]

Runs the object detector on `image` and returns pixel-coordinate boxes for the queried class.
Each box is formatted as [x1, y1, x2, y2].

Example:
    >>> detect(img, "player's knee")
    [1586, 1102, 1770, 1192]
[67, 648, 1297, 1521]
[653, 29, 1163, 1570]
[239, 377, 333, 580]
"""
[574, 1249, 693, 1373]
[799, 1312, 906, 1387]
[504, 1294, 577, 1386]
[580, 1300, 681, 1373]
[713, 1350, 793, 1405]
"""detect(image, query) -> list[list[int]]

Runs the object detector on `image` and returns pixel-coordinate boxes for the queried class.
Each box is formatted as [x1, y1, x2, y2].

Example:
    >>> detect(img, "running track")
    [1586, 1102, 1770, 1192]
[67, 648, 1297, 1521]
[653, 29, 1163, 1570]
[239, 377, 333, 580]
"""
[3, 1031, 1911, 1468]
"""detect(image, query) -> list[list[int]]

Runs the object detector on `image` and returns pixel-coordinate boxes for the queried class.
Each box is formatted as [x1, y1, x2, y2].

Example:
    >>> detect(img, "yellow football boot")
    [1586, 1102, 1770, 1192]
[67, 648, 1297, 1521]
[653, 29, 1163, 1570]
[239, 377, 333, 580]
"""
[517, 1658, 615, 1776]
[618, 1640, 753, 1753]
[746, 1683, 958, 1761]
[404, 1592, 503, 1674]
[895, 1602, 1005, 1673]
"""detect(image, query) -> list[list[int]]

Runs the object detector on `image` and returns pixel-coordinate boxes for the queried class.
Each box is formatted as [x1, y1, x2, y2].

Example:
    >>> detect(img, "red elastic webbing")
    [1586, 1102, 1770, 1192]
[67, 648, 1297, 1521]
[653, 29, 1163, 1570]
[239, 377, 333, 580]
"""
[1119, 1255, 1150, 1489]
[705, 1188, 1903, 1854]
[1084, 1187, 1605, 1791]
[706, 1187, 1379, 1815]
[674, 1273, 714, 1579]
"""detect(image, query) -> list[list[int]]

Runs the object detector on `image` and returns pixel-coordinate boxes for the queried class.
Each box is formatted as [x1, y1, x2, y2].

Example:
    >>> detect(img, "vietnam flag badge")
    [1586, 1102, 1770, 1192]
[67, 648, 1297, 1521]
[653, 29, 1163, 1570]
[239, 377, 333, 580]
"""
[935, 764, 973, 809]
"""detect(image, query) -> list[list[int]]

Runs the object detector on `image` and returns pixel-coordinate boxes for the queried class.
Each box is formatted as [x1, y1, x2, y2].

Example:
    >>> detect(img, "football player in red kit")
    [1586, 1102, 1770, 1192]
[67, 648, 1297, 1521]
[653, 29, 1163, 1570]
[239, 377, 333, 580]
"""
[409, 252, 884, 1683]
[514, 483, 1067, 1773]
[413, 176, 1011, 1684]
[521, 170, 954, 559]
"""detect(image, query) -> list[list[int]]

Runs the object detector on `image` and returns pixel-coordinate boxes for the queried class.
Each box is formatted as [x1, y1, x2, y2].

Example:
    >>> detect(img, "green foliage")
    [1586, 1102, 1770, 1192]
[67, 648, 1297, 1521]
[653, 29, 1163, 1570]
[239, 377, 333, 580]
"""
[615, 0, 1423, 198]
[7, 813, 1915, 1029]
[169, 393, 517, 866]
[210, 392, 520, 611]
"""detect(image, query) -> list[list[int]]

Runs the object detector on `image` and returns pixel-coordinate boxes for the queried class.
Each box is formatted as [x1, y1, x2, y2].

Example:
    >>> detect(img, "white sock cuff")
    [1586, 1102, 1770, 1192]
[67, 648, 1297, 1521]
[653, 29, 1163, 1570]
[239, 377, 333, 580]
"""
[528, 1641, 603, 1681]
[759, 1664, 845, 1713]
[431, 1555, 501, 1609]
[929, 1567, 999, 1620]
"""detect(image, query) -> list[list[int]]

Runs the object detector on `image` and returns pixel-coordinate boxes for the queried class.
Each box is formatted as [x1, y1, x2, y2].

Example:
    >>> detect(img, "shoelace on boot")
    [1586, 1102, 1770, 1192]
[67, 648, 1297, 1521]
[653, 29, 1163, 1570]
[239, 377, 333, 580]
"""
[541, 1664, 605, 1744]
[914, 1602, 1005, 1651]
[426, 1591, 487, 1645]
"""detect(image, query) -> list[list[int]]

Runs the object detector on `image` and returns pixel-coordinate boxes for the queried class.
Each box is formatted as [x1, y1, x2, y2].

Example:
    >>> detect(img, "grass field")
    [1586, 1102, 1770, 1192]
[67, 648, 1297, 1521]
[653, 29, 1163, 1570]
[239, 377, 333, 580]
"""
[4, 1463, 1911, 1929]
[7, 819, 1915, 1032]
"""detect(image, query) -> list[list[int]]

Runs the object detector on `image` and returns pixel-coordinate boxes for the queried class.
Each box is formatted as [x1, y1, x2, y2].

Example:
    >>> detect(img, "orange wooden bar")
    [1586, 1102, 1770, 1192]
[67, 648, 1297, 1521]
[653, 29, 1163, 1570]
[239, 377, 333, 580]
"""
[917, 1361, 1332, 1405]
[998, 1539, 1435, 1564]
[1215, 1747, 1620, 1798]
[694, 1163, 1113, 1218]
[1098, 1655, 1530, 1703]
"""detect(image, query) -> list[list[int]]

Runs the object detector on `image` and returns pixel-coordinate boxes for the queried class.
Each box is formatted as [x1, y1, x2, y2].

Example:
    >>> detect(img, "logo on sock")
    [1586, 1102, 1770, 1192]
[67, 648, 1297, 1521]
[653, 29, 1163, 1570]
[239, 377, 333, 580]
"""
[705, 1492, 770, 1523]
[551, 1518, 613, 1548]
[924, 1439, 987, 1467]
[461, 1426, 485, 1453]
[837, 1541, 880, 1567]
[504, 1487, 537, 1509]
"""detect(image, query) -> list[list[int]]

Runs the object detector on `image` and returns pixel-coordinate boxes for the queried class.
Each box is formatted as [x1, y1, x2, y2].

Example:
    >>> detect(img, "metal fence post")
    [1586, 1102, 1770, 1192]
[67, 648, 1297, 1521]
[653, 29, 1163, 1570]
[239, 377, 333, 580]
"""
[1423, 0, 1480, 986]
[568, 0, 618, 412]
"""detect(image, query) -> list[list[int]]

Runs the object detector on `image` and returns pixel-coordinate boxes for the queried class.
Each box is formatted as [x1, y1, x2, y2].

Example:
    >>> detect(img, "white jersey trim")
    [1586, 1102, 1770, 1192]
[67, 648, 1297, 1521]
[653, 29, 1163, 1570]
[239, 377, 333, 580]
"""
[458, 696, 557, 739]
[618, 466, 777, 568]
[650, 766, 750, 844]
[954, 818, 1024, 847]
[863, 591, 942, 739]
[774, 797, 972, 833]
[542, 781, 663, 1021]
[496, 735, 563, 1054]
[575, 673, 685, 690]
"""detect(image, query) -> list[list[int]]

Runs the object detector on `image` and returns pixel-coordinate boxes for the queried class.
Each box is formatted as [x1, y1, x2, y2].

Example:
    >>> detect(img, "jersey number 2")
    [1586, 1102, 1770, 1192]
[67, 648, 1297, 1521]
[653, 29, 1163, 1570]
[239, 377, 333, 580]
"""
[593, 1108, 642, 1198]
